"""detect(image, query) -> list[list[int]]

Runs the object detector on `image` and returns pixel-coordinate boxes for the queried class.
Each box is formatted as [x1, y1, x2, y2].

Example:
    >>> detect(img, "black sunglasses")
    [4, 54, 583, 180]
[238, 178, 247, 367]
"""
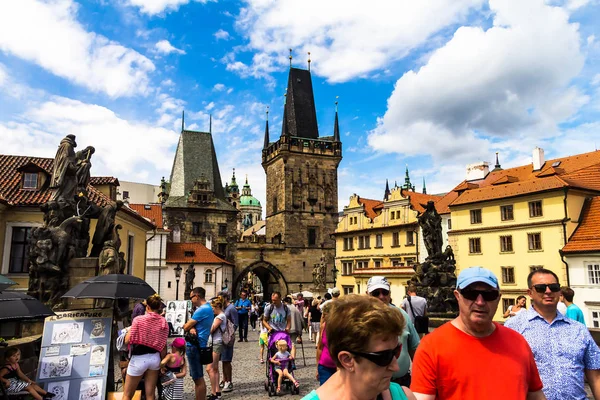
[350, 344, 401, 367]
[459, 289, 500, 302]
[370, 289, 390, 297]
[531, 283, 560, 293]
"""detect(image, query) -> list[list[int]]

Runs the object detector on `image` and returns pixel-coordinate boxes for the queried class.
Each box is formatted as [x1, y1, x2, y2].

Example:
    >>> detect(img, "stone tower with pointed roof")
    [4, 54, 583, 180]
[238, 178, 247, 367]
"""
[163, 126, 238, 262]
[235, 66, 342, 296]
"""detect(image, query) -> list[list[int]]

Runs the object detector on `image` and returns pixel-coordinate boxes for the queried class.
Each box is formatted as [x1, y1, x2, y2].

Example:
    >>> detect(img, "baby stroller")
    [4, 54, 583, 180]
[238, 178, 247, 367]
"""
[264, 331, 300, 396]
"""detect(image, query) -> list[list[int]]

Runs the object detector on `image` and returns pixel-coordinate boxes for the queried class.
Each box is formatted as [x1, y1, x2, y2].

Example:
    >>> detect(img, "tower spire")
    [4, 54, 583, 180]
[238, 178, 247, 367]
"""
[308, 51, 311, 71]
[422, 177, 427, 194]
[402, 165, 415, 191]
[181, 110, 185, 132]
[209, 114, 212, 133]
[493, 151, 502, 171]
[333, 97, 340, 142]
[289, 48, 293, 68]
[263, 107, 270, 149]
[384, 179, 390, 201]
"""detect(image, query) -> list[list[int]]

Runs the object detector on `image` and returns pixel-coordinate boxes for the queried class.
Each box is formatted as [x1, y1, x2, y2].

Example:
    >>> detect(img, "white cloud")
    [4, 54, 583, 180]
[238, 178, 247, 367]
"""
[2, 97, 179, 181]
[213, 83, 226, 91]
[226, 88, 233, 94]
[205, 101, 215, 110]
[368, 0, 585, 163]
[0, 0, 155, 98]
[155, 40, 186, 55]
[592, 74, 600, 86]
[124, 0, 210, 15]
[231, 0, 484, 82]
[214, 29, 231, 40]
[0, 63, 6, 87]
[161, 79, 175, 87]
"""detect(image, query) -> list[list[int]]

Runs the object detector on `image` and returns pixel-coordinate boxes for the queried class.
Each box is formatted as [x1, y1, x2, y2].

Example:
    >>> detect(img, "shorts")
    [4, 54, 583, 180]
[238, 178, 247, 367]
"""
[186, 345, 204, 381]
[127, 352, 161, 377]
[213, 343, 224, 355]
[289, 333, 299, 343]
[259, 333, 268, 346]
[221, 343, 234, 362]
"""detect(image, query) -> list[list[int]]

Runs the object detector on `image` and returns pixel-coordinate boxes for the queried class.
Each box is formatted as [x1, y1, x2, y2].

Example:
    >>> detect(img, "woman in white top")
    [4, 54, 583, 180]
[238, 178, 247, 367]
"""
[503, 295, 527, 318]
[207, 296, 227, 400]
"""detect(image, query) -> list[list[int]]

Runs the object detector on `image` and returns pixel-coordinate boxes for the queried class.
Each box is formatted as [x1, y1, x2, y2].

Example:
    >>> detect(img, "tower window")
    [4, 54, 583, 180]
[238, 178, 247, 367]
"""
[192, 222, 200, 235]
[308, 227, 317, 246]
[273, 196, 278, 213]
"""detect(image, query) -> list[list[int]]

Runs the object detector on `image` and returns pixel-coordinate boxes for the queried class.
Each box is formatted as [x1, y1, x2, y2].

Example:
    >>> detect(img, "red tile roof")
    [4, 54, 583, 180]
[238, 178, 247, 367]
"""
[433, 190, 458, 215]
[0, 154, 154, 229]
[562, 196, 600, 253]
[129, 203, 163, 229]
[449, 150, 600, 207]
[357, 197, 384, 221]
[400, 189, 443, 214]
[166, 242, 233, 265]
[90, 176, 119, 186]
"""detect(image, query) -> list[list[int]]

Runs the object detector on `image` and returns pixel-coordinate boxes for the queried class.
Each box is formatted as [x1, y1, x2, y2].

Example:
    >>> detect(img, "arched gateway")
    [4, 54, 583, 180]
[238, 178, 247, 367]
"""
[233, 260, 288, 300]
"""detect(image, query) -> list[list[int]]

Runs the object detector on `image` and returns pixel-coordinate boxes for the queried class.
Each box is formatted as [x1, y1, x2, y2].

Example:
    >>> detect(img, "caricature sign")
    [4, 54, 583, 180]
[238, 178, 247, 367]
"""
[38, 310, 112, 400]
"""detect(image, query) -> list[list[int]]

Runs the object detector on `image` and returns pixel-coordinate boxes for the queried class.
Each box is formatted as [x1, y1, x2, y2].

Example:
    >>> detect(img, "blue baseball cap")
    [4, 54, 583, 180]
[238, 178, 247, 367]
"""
[457, 267, 499, 289]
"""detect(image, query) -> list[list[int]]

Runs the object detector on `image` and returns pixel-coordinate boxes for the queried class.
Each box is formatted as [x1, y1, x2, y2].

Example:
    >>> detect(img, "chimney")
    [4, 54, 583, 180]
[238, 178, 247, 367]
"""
[466, 162, 490, 181]
[532, 147, 545, 171]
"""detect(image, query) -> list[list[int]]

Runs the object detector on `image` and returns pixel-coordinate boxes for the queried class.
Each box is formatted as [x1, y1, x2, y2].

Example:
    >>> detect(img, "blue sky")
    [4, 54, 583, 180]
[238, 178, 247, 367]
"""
[1, 0, 599, 211]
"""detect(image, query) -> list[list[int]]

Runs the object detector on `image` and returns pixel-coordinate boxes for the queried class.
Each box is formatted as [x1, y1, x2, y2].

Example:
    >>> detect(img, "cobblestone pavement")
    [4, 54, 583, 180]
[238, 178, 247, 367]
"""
[181, 329, 318, 399]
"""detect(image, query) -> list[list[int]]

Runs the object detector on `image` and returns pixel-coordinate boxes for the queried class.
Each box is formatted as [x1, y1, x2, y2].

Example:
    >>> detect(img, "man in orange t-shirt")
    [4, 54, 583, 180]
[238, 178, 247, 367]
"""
[410, 266, 545, 400]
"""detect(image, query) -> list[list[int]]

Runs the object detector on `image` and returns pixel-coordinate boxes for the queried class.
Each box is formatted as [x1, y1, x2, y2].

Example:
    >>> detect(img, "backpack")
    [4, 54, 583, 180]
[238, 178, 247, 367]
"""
[389, 382, 408, 400]
[220, 317, 236, 346]
[265, 303, 289, 321]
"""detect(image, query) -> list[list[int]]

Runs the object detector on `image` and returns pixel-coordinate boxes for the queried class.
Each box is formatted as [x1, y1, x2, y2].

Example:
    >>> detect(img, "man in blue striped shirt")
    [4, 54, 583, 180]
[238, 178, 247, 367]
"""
[505, 268, 600, 400]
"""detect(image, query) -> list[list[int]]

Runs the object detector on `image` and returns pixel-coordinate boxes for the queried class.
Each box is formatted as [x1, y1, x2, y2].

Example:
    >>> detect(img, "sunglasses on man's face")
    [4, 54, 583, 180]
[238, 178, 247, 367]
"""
[190, 295, 198, 300]
[531, 283, 561, 293]
[459, 289, 500, 302]
[351, 344, 401, 367]
[370, 289, 390, 297]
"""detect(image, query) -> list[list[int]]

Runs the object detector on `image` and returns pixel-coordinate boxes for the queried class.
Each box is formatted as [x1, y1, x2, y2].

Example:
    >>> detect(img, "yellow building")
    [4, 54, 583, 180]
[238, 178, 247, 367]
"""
[334, 186, 441, 301]
[0, 155, 155, 291]
[446, 149, 600, 320]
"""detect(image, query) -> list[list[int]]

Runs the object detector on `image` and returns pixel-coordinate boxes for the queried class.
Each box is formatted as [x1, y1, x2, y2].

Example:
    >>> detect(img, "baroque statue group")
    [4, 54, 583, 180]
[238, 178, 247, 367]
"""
[28, 135, 126, 309]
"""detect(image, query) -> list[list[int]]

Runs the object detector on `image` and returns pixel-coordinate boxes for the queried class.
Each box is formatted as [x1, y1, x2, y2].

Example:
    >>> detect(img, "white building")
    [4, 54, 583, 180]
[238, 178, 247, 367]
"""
[562, 196, 600, 329]
[119, 181, 161, 204]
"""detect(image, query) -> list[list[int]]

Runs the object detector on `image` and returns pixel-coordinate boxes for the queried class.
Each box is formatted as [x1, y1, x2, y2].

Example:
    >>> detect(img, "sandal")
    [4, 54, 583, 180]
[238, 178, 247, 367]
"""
[293, 381, 300, 388]
[276, 387, 281, 394]
[260, 358, 264, 364]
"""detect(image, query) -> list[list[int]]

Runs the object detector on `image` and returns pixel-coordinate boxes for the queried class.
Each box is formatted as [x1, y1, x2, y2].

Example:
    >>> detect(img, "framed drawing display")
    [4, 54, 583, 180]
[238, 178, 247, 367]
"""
[165, 300, 191, 336]
[37, 310, 113, 400]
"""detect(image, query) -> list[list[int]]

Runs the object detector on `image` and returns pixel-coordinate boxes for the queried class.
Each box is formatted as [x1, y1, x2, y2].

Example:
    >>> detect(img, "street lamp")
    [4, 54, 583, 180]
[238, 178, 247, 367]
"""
[331, 265, 339, 288]
[174, 263, 182, 300]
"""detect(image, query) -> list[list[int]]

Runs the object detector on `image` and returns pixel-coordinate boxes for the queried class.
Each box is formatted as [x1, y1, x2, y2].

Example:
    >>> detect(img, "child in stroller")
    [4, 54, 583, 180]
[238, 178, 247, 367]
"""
[264, 332, 300, 396]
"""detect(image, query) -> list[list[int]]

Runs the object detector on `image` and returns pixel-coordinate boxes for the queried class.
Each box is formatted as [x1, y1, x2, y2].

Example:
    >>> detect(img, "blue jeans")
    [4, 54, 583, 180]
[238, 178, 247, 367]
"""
[318, 364, 336, 386]
[238, 313, 249, 340]
[186, 345, 204, 381]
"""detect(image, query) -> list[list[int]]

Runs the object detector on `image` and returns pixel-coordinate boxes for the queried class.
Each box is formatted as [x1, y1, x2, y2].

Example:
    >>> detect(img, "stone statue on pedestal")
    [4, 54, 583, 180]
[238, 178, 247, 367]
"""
[312, 255, 326, 290]
[185, 265, 195, 300]
[90, 200, 124, 257]
[409, 201, 458, 317]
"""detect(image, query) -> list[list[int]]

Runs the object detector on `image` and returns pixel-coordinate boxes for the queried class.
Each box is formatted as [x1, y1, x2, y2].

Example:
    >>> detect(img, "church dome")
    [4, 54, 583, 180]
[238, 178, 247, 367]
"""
[240, 195, 261, 207]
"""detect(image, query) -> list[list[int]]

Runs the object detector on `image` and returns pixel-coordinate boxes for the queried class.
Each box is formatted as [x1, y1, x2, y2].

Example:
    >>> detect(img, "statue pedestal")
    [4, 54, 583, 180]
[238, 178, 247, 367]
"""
[66, 257, 98, 310]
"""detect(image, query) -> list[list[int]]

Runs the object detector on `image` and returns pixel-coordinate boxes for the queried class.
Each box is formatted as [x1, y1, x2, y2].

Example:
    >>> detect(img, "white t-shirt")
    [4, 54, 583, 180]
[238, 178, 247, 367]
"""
[506, 305, 526, 317]
[211, 313, 226, 344]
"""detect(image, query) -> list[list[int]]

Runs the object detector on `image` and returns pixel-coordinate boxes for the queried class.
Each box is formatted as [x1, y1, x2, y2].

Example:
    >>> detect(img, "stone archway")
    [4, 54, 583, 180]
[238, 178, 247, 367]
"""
[233, 260, 288, 300]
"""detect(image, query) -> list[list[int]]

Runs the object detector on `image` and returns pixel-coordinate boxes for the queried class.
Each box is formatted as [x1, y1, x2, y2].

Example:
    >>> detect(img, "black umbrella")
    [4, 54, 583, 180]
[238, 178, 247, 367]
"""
[62, 274, 156, 300]
[0, 274, 17, 292]
[0, 291, 56, 320]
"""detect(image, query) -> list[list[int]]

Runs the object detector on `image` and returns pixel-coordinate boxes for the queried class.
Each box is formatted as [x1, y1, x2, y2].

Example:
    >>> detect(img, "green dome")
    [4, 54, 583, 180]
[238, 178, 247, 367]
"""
[240, 195, 261, 206]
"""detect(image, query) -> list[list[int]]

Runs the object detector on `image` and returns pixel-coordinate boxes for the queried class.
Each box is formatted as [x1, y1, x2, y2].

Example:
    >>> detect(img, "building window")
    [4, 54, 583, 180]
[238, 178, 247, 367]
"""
[358, 235, 370, 249]
[448, 219, 452, 230]
[343, 237, 354, 251]
[470, 209, 482, 224]
[392, 232, 400, 247]
[591, 309, 600, 328]
[343, 286, 354, 295]
[396, 211, 401, 219]
[502, 298, 516, 313]
[308, 228, 317, 246]
[375, 234, 383, 248]
[500, 235, 513, 252]
[205, 269, 213, 283]
[405, 257, 415, 265]
[469, 238, 481, 254]
[356, 260, 368, 269]
[22, 173, 38, 189]
[192, 222, 201, 236]
[529, 200, 543, 217]
[528, 233, 542, 251]
[342, 262, 353, 276]
[184, 251, 195, 257]
[391, 259, 402, 267]
[500, 205, 514, 221]
[9, 227, 32, 273]
[588, 263, 600, 285]
[406, 231, 414, 246]
[218, 224, 227, 236]
[374, 260, 381, 268]
[530, 265, 543, 273]
[501, 267, 515, 284]
[390, 211, 395, 220]
[218, 243, 227, 257]
[123, 190, 129, 199]
[127, 234, 134, 275]
[357, 283, 361, 294]
[167, 281, 172, 289]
